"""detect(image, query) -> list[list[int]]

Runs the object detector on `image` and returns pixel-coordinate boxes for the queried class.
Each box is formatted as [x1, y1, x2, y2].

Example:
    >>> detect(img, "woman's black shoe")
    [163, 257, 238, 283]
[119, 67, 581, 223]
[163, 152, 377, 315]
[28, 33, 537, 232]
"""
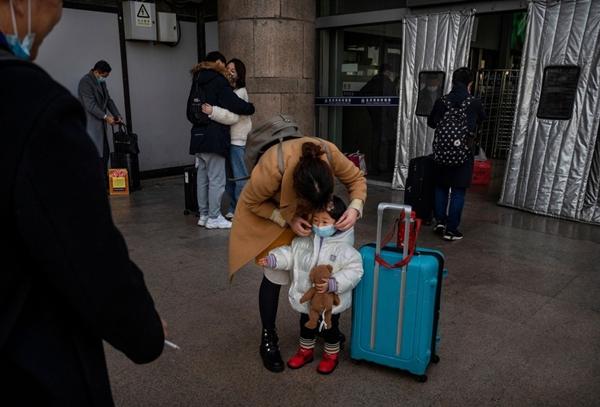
[260, 329, 284, 372]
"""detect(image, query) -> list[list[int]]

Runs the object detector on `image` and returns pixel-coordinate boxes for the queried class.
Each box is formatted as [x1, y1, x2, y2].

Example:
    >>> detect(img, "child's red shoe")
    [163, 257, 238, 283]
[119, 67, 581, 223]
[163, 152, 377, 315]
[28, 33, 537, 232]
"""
[287, 347, 314, 369]
[317, 352, 339, 375]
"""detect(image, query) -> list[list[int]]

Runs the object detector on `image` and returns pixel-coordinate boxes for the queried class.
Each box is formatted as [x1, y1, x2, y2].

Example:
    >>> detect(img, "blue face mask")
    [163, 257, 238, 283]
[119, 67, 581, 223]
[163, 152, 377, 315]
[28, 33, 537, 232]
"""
[97, 76, 106, 84]
[312, 224, 336, 238]
[6, 0, 35, 61]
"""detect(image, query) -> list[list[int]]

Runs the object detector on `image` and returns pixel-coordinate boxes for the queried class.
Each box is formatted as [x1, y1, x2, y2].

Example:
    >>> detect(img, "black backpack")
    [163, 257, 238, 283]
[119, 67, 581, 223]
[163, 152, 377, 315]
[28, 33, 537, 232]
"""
[186, 74, 210, 126]
[432, 95, 475, 166]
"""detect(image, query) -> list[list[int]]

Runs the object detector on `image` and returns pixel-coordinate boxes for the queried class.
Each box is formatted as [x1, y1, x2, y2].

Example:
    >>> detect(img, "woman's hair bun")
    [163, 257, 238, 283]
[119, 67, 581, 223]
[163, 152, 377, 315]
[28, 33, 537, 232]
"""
[301, 142, 323, 160]
[293, 142, 334, 213]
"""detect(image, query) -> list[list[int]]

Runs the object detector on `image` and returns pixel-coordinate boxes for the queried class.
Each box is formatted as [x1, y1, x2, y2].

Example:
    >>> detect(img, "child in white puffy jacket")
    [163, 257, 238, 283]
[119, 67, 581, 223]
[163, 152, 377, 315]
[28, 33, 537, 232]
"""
[258, 196, 363, 374]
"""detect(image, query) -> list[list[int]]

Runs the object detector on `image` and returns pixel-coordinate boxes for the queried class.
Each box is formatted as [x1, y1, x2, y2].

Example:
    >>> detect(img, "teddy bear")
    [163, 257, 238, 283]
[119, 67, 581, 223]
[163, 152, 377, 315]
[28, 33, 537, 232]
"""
[300, 264, 340, 330]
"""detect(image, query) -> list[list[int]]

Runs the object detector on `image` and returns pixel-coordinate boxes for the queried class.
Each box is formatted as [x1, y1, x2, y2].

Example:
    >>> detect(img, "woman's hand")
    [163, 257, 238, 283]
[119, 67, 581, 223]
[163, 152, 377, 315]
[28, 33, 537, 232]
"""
[201, 103, 213, 115]
[289, 216, 312, 237]
[315, 278, 329, 294]
[257, 257, 268, 267]
[335, 207, 359, 231]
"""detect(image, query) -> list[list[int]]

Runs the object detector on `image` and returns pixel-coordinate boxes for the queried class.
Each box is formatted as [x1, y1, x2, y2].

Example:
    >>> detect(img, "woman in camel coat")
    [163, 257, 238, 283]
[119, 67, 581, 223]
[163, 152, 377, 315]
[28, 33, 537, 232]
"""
[229, 137, 367, 372]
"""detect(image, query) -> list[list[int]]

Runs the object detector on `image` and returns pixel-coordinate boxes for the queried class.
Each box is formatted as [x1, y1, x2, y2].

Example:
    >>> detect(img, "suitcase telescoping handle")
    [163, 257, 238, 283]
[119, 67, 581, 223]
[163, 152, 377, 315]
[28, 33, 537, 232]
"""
[370, 203, 412, 355]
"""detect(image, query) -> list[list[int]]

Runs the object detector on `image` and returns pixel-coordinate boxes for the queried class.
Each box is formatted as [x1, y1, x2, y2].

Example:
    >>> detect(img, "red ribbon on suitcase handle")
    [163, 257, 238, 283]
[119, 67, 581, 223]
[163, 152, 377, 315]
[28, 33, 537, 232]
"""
[375, 211, 422, 269]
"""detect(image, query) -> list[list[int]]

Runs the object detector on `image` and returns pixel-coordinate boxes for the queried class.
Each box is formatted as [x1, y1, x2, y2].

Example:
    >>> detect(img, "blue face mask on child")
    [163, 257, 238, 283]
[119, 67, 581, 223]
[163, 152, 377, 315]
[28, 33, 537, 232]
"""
[313, 224, 336, 238]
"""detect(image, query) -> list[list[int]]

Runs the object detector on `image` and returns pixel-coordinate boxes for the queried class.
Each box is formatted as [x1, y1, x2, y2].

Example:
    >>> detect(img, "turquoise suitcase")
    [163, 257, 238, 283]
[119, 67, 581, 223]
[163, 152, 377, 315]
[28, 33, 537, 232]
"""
[351, 203, 447, 382]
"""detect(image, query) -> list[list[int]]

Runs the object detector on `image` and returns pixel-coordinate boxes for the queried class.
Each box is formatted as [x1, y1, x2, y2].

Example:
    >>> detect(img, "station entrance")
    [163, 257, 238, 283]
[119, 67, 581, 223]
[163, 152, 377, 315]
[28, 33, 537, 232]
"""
[316, 8, 527, 184]
[471, 12, 527, 160]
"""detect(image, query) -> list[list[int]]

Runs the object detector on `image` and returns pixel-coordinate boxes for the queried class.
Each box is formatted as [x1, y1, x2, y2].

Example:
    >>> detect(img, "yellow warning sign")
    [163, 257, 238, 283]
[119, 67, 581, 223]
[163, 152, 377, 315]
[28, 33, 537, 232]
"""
[112, 177, 126, 189]
[136, 3, 152, 28]
[108, 168, 130, 196]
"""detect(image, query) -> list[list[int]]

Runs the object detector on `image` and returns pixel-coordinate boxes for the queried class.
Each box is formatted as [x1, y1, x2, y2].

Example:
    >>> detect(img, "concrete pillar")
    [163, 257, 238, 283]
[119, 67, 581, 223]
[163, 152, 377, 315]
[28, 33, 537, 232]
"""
[218, 0, 315, 134]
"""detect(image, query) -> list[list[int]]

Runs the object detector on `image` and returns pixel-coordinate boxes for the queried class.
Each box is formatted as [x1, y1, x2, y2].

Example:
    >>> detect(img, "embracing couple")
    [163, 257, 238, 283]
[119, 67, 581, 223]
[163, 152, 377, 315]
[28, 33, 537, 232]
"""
[188, 51, 254, 229]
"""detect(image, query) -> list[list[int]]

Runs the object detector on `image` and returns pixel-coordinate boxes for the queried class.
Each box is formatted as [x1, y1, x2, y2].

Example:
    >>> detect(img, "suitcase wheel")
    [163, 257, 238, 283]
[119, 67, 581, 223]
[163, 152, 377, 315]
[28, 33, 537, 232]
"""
[432, 354, 440, 364]
[415, 374, 428, 383]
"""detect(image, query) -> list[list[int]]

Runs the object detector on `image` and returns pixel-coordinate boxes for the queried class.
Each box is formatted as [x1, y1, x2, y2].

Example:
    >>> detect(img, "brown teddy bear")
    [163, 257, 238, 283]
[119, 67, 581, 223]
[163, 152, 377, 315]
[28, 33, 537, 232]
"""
[300, 265, 340, 330]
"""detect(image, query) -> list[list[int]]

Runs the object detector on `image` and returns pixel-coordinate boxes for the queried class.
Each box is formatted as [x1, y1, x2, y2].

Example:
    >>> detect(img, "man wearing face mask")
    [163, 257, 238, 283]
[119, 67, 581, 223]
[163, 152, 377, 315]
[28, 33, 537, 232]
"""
[0, 1, 165, 405]
[78, 60, 122, 181]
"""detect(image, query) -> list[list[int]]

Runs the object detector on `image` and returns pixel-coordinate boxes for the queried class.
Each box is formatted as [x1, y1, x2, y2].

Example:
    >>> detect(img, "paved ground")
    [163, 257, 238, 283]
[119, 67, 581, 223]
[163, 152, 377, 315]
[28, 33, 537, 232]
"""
[105, 172, 600, 406]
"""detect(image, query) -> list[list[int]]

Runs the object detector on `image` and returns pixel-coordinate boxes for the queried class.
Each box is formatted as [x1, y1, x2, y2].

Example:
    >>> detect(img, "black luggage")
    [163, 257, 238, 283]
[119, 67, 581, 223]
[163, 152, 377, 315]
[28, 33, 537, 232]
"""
[112, 124, 140, 154]
[404, 155, 435, 224]
[110, 152, 141, 191]
[183, 166, 199, 215]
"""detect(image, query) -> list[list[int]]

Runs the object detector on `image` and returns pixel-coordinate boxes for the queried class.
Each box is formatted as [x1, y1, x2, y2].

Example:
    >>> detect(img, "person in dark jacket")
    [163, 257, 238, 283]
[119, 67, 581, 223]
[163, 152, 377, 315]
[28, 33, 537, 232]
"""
[0, 2, 165, 405]
[188, 51, 255, 229]
[427, 67, 487, 241]
[78, 60, 122, 182]
[359, 63, 397, 175]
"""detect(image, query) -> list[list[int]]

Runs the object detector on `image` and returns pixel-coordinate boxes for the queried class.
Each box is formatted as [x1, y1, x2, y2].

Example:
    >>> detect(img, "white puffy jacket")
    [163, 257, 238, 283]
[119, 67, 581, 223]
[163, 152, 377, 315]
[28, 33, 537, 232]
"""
[208, 87, 252, 146]
[269, 229, 363, 315]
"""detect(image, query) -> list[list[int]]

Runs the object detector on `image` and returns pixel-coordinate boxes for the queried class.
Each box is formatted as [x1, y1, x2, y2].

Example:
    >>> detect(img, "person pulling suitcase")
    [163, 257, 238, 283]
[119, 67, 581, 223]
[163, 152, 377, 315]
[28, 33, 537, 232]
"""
[427, 67, 487, 241]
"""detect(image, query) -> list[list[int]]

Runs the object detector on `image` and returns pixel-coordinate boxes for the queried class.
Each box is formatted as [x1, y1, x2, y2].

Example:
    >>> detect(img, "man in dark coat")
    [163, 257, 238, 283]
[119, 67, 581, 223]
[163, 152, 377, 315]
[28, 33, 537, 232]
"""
[187, 51, 255, 229]
[359, 63, 397, 175]
[78, 60, 122, 180]
[427, 67, 487, 241]
[0, 2, 165, 405]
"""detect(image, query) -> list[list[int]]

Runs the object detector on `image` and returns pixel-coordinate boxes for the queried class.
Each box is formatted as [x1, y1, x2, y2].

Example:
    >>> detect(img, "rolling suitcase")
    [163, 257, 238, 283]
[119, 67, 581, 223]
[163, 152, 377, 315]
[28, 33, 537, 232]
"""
[351, 203, 447, 382]
[110, 152, 141, 191]
[404, 155, 435, 224]
[183, 166, 199, 215]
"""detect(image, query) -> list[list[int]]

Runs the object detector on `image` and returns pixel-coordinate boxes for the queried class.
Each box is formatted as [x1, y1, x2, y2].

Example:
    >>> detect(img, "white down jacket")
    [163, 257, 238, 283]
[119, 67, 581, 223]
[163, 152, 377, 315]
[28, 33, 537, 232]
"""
[269, 229, 364, 315]
[208, 87, 252, 146]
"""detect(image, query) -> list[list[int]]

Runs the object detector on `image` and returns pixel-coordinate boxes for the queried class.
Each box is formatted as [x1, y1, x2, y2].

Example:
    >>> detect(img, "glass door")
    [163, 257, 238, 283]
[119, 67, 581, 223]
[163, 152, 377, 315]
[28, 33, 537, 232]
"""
[317, 22, 402, 181]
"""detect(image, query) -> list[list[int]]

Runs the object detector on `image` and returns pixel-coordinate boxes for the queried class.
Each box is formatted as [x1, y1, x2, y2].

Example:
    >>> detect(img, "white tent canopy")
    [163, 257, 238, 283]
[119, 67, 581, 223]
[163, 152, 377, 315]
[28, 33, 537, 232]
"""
[499, 0, 600, 225]
[393, 11, 475, 189]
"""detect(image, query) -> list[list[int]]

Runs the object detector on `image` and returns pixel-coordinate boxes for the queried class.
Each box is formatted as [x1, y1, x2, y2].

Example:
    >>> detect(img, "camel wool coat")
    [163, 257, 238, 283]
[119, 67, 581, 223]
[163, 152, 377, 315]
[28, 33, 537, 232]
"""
[228, 137, 367, 278]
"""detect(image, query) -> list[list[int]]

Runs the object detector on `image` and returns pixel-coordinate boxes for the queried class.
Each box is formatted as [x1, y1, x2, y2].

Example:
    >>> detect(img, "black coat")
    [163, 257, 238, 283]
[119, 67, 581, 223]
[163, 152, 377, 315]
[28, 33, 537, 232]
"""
[188, 63, 255, 156]
[0, 48, 164, 406]
[360, 73, 397, 138]
[427, 83, 487, 188]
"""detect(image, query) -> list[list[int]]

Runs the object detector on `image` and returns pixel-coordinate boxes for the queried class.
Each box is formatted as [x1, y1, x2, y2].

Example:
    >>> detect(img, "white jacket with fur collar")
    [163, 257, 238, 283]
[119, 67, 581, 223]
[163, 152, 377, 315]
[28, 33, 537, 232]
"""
[208, 87, 252, 146]
[269, 229, 364, 315]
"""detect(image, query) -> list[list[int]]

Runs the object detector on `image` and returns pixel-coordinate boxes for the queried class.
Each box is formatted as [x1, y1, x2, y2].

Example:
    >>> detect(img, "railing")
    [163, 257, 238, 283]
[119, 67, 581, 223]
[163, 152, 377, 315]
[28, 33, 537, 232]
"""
[475, 69, 520, 159]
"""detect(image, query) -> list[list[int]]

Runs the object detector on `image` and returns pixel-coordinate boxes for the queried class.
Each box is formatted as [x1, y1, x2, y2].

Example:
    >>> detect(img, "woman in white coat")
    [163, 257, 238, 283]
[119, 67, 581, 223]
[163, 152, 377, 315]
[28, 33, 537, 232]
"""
[201, 58, 252, 219]
[258, 196, 363, 374]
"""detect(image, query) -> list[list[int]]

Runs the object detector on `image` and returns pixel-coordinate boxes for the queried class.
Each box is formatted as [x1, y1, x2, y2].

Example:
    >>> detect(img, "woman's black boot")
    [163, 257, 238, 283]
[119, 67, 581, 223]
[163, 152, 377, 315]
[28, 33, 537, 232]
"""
[260, 329, 284, 372]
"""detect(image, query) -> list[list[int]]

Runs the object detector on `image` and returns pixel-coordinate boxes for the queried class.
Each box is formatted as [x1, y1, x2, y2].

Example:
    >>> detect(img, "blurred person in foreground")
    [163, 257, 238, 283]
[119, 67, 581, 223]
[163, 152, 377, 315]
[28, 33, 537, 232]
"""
[0, 1, 165, 405]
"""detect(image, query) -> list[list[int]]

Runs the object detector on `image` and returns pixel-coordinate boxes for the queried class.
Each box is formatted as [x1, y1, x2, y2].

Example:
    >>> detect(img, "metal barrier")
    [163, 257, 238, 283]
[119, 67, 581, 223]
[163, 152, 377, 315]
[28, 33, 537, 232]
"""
[475, 69, 520, 159]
